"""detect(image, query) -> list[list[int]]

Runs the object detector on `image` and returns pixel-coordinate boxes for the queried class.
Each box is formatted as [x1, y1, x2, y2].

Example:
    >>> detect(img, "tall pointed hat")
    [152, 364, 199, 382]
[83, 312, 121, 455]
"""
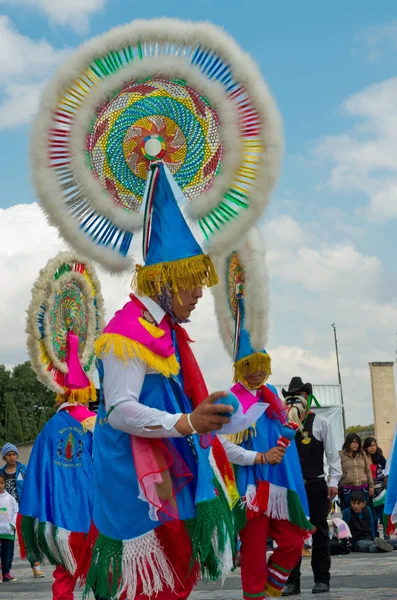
[213, 227, 271, 382]
[133, 161, 218, 295]
[30, 18, 283, 273]
[26, 253, 104, 405]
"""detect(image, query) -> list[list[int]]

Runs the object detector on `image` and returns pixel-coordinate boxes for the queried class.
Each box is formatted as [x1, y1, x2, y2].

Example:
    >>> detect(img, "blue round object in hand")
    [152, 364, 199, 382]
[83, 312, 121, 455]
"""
[215, 392, 241, 418]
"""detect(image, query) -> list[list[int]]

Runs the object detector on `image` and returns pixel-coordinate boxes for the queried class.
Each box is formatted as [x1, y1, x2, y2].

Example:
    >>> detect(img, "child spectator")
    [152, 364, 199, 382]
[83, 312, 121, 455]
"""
[0, 472, 18, 582]
[342, 490, 397, 553]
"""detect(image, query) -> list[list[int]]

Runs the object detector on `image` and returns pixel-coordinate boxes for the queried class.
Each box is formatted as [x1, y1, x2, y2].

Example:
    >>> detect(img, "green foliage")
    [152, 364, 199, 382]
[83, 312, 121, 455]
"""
[0, 362, 56, 446]
[5, 394, 23, 443]
[346, 424, 375, 437]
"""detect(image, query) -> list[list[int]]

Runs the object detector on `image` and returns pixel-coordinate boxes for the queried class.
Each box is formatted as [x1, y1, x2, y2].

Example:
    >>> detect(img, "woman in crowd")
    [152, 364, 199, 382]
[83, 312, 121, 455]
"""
[339, 433, 374, 510]
[363, 437, 387, 536]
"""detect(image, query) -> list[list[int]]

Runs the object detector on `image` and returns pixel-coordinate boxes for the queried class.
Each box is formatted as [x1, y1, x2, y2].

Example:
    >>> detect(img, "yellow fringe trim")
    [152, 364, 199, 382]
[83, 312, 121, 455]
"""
[138, 317, 165, 338]
[95, 333, 180, 378]
[81, 416, 96, 433]
[226, 424, 257, 445]
[55, 381, 97, 406]
[131, 254, 219, 296]
[233, 352, 272, 383]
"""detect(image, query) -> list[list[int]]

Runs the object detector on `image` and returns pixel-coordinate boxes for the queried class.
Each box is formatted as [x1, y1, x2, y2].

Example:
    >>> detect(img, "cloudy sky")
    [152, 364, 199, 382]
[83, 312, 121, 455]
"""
[1, 1, 397, 427]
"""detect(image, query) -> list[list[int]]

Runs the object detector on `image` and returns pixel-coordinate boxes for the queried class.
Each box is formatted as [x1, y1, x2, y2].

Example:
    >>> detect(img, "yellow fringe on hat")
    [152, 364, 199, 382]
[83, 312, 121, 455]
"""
[95, 333, 180, 378]
[227, 424, 257, 446]
[56, 381, 97, 406]
[131, 254, 219, 296]
[233, 352, 272, 383]
[138, 317, 165, 338]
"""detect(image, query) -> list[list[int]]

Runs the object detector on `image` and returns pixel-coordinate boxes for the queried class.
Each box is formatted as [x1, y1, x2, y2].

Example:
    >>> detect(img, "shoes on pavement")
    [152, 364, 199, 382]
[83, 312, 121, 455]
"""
[312, 582, 330, 593]
[3, 573, 18, 582]
[375, 537, 393, 552]
[32, 564, 45, 578]
[282, 583, 301, 596]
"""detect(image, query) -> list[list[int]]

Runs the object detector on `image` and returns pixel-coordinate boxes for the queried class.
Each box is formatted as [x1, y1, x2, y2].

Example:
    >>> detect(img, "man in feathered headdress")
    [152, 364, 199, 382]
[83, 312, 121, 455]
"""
[219, 306, 314, 599]
[282, 377, 341, 596]
[88, 163, 238, 600]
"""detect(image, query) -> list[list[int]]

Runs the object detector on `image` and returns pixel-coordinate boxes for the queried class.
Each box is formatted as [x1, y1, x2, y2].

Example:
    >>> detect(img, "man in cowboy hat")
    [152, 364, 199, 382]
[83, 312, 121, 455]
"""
[282, 377, 342, 596]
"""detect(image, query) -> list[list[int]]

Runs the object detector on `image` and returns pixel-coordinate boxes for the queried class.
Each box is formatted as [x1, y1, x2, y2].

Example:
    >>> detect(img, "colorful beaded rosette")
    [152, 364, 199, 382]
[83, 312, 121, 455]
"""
[212, 227, 269, 358]
[26, 253, 104, 395]
[31, 18, 283, 271]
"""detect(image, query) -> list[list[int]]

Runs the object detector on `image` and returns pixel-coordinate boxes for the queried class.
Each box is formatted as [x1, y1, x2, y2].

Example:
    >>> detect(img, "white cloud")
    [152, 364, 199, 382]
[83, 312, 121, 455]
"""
[1, 203, 395, 429]
[355, 20, 397, 62]
[0, 15, 67, 129]
[315, 78, 397, 221]
[0, 0, 106, 31]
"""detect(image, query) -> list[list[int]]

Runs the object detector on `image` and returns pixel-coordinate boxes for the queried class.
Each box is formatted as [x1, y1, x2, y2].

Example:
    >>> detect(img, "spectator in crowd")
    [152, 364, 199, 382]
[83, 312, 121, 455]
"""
[342, 490, 397, 553]
[0, 472, 18, 582]
[339, 434, 374, 509]
[363, 437, 387, 536]
[0, 443, 44, 578]
[282, 377, 342, 596]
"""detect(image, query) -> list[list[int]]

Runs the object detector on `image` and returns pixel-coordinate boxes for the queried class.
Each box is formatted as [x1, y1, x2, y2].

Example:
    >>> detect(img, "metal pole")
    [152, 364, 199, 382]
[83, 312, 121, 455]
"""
[331, 323, 347, 435]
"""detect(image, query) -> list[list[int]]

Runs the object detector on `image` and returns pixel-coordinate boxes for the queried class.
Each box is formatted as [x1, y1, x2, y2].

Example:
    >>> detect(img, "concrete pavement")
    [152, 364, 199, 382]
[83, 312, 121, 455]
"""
[3, 553, 397, 599]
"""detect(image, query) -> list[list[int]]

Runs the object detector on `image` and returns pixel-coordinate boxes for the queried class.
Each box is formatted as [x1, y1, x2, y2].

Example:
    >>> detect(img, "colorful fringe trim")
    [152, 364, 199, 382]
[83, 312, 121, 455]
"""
[21, 517, 85, 574]
[95, 333, 179, 378]
[185, 490, 235, 581]
[84, 529, 175, 600]
[244, 481, 315, 534]
[55, 381, 97, 406]
[234, 352, 272, 383]
[132, 254, 219, 297]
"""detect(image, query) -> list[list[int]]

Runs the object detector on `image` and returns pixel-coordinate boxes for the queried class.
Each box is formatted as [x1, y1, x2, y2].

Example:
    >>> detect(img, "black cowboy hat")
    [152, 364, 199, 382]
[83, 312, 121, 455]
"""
[282, 376, 312, 398]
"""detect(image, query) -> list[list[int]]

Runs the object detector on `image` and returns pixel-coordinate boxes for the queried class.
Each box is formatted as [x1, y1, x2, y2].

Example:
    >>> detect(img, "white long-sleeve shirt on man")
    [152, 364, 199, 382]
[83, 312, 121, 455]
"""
[102, 295, 183, 438]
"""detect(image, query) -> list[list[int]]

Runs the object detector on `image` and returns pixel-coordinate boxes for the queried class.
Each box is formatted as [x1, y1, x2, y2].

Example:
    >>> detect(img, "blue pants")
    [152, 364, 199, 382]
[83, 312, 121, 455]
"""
[352, 539, 397, 552]
[0, 539, 13, 576]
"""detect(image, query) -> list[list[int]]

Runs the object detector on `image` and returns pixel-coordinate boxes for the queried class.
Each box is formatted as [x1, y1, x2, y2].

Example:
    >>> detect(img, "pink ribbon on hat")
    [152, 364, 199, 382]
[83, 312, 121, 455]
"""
[64, 331, 90, 390]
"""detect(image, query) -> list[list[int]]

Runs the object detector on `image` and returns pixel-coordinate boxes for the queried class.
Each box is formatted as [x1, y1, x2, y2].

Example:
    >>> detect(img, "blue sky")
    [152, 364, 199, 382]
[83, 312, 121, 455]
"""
[1, 0, 397, 427]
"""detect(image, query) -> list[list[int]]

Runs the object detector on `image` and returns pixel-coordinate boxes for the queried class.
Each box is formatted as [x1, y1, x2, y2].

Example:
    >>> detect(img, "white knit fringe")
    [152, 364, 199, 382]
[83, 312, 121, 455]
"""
[213, 531, 233, 584]
[120, 530, 175, 599]
[56, 527, 77, 575]
[44, 522, 62, 564]
[244, 483, 289, 521]
[265, 484, 288, 521]
[244, 484, 260, 512]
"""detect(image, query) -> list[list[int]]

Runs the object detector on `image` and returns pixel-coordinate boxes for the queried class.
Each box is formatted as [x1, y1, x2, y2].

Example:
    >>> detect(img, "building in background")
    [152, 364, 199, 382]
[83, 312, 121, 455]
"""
[369, 362, 397, 458]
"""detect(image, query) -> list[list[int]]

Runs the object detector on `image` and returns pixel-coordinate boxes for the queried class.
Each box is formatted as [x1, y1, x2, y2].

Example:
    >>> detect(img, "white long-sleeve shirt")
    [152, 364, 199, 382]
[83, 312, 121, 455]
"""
[103, 295, 183, 438]
[310, 413, 342, 488]
[0, 491, 18, 538]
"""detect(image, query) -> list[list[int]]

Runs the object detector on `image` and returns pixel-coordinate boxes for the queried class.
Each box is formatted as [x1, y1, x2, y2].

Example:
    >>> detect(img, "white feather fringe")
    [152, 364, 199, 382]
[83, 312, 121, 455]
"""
[26, 251, 104, 394]
[212, 225, 269, 360]
[31, 18, 283, 273]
